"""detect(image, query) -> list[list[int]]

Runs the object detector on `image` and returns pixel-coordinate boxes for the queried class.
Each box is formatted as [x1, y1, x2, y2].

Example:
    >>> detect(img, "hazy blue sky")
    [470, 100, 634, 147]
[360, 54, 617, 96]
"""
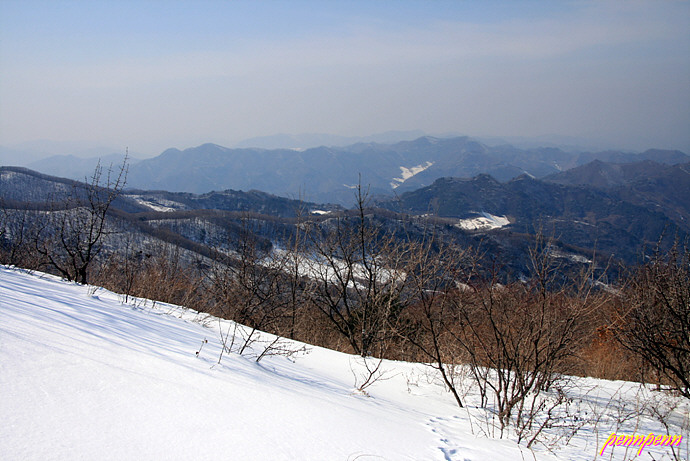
[1, 0, 689, 156]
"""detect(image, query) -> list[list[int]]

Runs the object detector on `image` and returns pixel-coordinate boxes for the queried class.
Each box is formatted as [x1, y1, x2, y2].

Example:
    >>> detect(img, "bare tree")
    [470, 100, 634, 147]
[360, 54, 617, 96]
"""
[306, 184, 408, 357]
[94, 233, 147, 304]
[281, 203, 314, 340]
[395, 235, 474, 409]
[0, 201, 41, 269]
[34, 156, 128, 284]
[613, 240, 690, 398]
[396, 231, 600, 445]
[208, 218, 293, 361]
[448, 235, 600, 444]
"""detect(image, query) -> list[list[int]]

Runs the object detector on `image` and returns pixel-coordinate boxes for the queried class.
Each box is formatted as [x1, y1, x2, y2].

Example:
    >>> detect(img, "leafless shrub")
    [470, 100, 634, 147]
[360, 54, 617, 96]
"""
[350, 355, 394, 396]
[645, 390, 690, 461]
[451, 235, 601, 444]
[254, 334, 310, 363]
[581, 384, 688, 461]
[612, 240, 690, 399]
[208, 218, 310, 364]
[32, 157, 128, 284]
[94, 241, 207, 312]
[395, 235, 475, 409]
[305, 184, 410, 358]
[0, 204, 43, 270]
[209, 232, 283, 354]
[396, 232, 604, 447]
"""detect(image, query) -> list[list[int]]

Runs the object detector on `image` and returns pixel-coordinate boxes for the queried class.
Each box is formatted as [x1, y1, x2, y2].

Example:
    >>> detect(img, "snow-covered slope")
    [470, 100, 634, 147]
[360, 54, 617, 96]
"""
[391, 161, 434, 189]
[1, 267, 687, 460]
[456, 212, 510, 231]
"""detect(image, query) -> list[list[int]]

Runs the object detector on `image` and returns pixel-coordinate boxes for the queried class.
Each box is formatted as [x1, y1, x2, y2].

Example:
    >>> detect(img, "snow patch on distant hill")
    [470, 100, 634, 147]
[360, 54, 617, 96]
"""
[0, 170, 19, 180]
[550, 249, 592, 264]
[456, 212, 510, 231]
[390, 161, 434, 189]
[126, 194, 185, 212]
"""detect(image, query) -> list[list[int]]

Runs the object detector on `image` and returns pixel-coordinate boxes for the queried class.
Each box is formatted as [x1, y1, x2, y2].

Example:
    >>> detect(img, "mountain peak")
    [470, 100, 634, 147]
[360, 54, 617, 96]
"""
[473, 173, 501, 184]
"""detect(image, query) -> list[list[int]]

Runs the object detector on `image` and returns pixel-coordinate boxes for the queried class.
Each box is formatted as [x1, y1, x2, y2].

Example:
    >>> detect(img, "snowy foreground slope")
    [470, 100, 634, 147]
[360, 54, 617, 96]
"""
[1, 267, 687, 460]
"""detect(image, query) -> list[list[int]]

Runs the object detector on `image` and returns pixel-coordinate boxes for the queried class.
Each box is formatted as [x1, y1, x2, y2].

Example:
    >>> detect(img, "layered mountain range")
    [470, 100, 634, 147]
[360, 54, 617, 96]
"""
[17, 136, 689, 206]
[375, 159, 690, 263]
[2, 136, 688, 276]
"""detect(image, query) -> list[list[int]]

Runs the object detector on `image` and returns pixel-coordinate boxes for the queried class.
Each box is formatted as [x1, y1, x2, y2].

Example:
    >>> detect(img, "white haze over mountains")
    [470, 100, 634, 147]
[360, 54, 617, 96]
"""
[0, 1, 688, 155]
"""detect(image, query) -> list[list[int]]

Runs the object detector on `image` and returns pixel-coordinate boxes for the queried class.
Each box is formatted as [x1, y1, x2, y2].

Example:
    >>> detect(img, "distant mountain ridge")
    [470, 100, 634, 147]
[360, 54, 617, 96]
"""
[26, 153, 138, 183]
[233, 130, 427, 149]
[123, 136, 688, 205]
[375, 160, 690, 264]
[3, 161, 688, 272]
[5, 136, 688, 207]
[0, 166, 332, 218]
[544, 160, 690, 230]
[543, 159, 668, 188]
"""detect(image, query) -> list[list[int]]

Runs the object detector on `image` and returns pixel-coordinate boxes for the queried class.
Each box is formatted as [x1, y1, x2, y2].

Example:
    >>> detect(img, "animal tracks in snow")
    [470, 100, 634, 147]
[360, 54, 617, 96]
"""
[425, 416, 472, 461]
